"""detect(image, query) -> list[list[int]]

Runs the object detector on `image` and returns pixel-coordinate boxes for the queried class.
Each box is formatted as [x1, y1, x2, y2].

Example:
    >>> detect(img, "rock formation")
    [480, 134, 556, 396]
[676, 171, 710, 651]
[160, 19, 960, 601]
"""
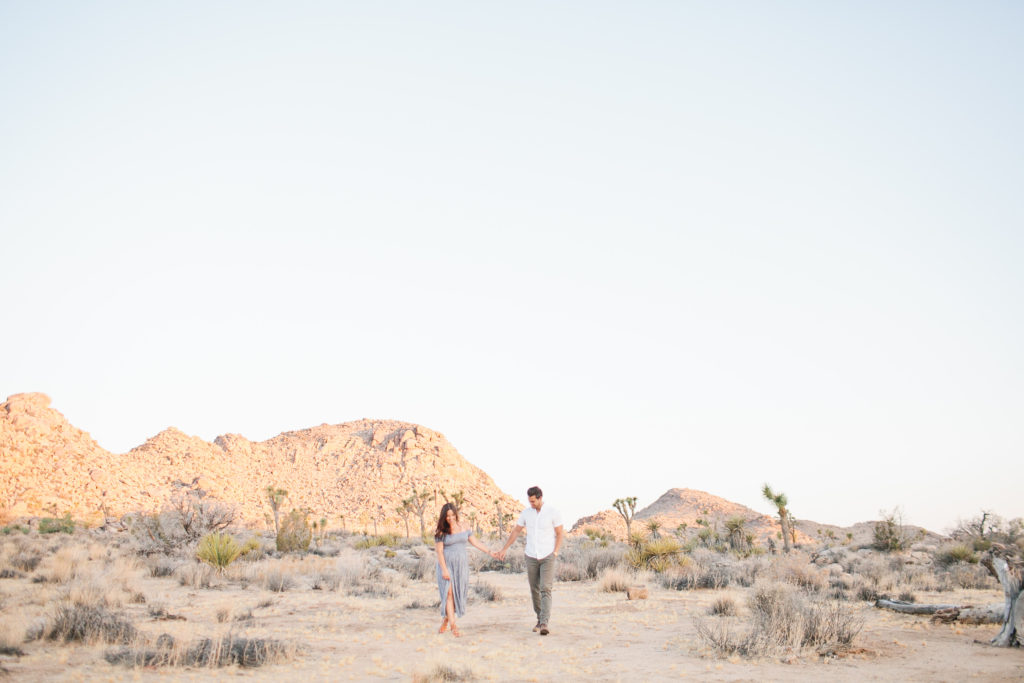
[571, 487, 815, 545]
[0, 393, 519, 532]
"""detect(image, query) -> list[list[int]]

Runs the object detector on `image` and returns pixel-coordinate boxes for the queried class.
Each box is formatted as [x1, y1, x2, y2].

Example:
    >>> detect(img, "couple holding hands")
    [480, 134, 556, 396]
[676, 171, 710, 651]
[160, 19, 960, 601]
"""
[434, 486, 565, 637]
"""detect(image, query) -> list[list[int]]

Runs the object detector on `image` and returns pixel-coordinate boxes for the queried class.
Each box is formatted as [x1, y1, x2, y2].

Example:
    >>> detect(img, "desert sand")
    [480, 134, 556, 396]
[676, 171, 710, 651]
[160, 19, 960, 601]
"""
[1, 529, 1022, 682]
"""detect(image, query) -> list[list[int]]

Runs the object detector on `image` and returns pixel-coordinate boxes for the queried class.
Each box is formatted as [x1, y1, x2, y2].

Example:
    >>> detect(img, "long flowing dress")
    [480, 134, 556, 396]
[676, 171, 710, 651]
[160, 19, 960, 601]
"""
[436, 529, 472, 617]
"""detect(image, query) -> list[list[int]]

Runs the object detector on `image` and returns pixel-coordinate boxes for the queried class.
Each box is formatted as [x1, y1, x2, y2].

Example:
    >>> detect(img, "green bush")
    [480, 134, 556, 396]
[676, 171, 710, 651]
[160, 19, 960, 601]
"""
[354, 534, 399, 550]
[197, 533, 242, 572]
[627, 537, 682, 572]
[938, 544, 978, 566]
[276, 510, 311, 552]
[237, 538, 264, 560]
[39, 513, 75, 534]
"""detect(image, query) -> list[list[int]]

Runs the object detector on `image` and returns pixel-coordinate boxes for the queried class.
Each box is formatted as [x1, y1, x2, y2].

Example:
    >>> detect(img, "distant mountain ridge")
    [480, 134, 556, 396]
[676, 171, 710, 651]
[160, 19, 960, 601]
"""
[0, 393, 519, 530]
[570, 488, 949, 547]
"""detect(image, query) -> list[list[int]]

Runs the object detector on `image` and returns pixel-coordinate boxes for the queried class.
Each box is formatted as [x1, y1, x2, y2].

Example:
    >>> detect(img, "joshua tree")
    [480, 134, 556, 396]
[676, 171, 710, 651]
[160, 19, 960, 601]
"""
[762, 484, 792, 553]
[494, 498, 506, 535]
[396, 500, 413, 538]
[646, 519, 662, 539]
[613, 497, 638, 540]
[265, 486, 288, 538]
[724, 516, 747, 551]
[408, 486, 434, 538]
[467, 511, 479, 535]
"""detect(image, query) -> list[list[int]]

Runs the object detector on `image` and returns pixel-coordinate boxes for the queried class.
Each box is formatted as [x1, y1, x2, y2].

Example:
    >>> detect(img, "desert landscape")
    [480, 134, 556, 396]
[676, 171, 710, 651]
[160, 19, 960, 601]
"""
[1, 393, 1022, 681]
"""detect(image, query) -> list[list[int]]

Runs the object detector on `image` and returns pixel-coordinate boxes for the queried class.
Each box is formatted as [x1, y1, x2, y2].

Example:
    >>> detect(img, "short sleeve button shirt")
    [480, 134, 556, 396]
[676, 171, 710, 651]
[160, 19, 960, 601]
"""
[517, 504, 563, 559]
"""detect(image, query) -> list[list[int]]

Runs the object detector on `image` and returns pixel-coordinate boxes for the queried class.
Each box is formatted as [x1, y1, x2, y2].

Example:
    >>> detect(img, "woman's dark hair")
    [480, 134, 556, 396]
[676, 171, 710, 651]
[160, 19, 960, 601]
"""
[434, 502, 459, 540]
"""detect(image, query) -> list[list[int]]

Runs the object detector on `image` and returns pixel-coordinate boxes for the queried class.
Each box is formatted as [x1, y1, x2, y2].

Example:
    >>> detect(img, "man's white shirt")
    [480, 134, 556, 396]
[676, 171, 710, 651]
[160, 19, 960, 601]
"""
[517, 504, 563, 559]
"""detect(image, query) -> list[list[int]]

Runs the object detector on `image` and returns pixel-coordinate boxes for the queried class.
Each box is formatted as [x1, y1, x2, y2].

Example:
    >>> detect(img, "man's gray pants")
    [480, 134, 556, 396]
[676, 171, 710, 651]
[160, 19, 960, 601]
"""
[526, 554, 555, 625]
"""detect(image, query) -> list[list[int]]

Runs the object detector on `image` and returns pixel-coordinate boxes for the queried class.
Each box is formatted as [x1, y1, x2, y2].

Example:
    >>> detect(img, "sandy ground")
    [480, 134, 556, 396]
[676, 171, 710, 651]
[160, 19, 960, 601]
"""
[3, 567, 1024, 682]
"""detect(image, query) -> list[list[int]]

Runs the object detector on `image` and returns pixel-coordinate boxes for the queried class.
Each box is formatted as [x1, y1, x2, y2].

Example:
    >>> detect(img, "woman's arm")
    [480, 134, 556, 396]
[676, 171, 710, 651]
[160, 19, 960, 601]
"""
[467, 534, 497, 556]
[435, 540, 450, 580]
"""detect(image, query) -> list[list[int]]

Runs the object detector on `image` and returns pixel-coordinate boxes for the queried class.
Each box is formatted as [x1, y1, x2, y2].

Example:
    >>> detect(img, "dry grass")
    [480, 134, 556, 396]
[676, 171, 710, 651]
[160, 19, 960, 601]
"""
[37, 602, 138, 645]
[598, 566, 631, 593]
[471, 580, 502, 602]
[104, 631, 296, 668]
[695, 580, 864, 658]
[413, 662, 478, 682]
[709, 595, 738, 616]
[48, 546, 88, 584]
[176, 561, 217, 589]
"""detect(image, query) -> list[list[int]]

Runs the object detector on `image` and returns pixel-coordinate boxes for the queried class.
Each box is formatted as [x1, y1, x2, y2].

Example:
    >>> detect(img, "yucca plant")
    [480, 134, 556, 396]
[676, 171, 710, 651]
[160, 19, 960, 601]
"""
[197, 532, 242, 572]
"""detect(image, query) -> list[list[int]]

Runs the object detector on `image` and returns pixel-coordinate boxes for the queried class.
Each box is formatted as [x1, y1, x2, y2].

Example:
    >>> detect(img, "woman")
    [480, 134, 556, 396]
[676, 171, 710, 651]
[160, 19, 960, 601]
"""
[434, 502, 496, 637]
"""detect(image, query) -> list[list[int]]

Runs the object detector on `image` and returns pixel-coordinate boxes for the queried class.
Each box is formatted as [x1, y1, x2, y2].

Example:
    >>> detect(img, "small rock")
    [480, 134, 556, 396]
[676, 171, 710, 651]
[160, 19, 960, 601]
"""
[626, 585, 648, 600]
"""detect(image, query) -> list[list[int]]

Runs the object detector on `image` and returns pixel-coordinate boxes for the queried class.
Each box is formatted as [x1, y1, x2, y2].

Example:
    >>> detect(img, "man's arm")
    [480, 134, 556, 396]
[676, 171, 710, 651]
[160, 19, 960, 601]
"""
[498, 525, 524, 560]
[553, 525, 565, 557]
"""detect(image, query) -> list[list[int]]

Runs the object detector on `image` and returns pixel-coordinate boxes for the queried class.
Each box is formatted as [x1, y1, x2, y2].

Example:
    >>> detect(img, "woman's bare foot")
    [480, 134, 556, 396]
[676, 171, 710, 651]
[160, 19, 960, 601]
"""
[438, 617, 449, 633]
[451, 624, 462, 638]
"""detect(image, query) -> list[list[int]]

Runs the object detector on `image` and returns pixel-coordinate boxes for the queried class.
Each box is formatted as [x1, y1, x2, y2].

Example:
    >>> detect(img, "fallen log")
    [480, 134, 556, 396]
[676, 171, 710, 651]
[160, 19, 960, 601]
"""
[874, 599, 1004, 624]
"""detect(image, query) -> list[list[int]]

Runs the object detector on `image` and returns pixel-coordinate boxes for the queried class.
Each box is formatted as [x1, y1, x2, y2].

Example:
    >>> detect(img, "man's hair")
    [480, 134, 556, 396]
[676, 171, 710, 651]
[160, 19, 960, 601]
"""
[527, 486, 543, 499]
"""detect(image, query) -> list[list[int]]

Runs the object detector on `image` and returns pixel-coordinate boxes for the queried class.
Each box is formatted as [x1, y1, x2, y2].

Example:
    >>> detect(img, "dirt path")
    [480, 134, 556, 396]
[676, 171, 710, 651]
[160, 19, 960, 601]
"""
[6, 571, 1024, 681]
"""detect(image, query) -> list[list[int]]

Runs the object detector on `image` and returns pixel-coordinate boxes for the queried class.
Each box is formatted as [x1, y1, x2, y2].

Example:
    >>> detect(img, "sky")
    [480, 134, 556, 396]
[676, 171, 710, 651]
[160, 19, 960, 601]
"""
[2, 1, 1022, 533]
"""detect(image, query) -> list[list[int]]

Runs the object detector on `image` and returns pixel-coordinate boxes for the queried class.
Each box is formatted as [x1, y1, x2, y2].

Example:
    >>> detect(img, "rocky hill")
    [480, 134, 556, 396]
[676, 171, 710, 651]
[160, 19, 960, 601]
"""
[571, 488, 816, 546]
[0, 393, 519, 532]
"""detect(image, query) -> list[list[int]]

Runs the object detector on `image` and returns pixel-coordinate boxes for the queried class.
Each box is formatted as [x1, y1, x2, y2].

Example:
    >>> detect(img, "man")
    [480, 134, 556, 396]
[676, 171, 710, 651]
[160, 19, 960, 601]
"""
[498, 486, 565, 636]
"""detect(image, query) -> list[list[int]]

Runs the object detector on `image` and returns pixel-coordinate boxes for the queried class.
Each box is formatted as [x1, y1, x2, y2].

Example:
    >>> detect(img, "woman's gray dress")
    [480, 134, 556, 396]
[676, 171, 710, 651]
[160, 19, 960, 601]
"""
[436, 529, 472, 617]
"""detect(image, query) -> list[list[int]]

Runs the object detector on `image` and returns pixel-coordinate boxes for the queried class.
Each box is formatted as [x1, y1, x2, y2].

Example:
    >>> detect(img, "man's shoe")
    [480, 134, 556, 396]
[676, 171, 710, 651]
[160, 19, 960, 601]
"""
[539, 623, 549, 636]
[532, 622, 541, 633]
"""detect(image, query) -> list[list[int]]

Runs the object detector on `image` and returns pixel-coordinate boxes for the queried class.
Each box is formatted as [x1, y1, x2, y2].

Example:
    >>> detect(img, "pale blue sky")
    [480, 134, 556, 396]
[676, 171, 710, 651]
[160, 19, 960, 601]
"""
[2, 2, 1022, 532]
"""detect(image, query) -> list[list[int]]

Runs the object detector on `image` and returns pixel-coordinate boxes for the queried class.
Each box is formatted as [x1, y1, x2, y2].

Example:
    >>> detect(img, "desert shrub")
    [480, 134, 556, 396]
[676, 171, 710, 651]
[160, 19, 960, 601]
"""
[937, 544, 978, 567]
[731, 555, 771, 587]
[157, 606, 192, 622]
[709, 596, 738, 616]
[475, 548, 526, 574]
[148, 557, 179, 577]
[39, 513, 75, 535]
[598, 566, 631, 592]
[627, 537, 682, 573]
[167, 488, 236, 542]
[123, 512, 183, 556]
[176, 562, 215, 589]
[354, 534, 399, 550]
[237, 538, 265, 561]
[944, 562, 993, 590]
[414, 663, 477, 682]
[311, 571, 342, 591]
[584, 527, 613, 544]
[276, 510, 311, 553]
[262, 568, 295, 592]
[346, 565, 406, 598]
[105, 633, 293, 668]
[49, 546, 88, 583]
[1, 525, 29, 535]
[472, 580, 502, 602]
[64, 577, 125, 608]
[10, 551, 41, 572]
[773, 556, 827, 592]
[0, 568, 23, 579]
[696, 581, 863, 657]
[580, 545, 625, 578]
[898, 590, 916, 602]
[40, 603, 137, 644]
[334, 554, 369, 587]
[660, 552, 731, 590]
[856, 585, 881, 602]
[197, 533, 242, 572]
